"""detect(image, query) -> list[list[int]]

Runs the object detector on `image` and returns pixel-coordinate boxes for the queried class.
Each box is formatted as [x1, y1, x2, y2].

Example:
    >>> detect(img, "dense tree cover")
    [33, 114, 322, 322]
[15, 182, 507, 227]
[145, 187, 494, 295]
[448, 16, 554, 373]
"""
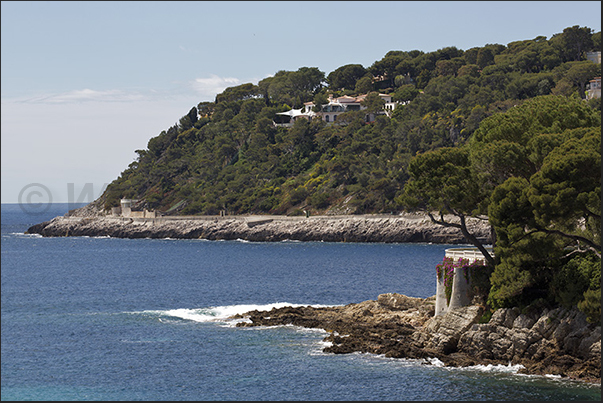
[487, 124, 600, 316]
[257, 67, 325, 108]
[101, 26, 600, 319]
[102, 26, 600, 222]
[397, 145, 495, 265]
[327, 64, 368, 91]
[399, 95, 600, 321]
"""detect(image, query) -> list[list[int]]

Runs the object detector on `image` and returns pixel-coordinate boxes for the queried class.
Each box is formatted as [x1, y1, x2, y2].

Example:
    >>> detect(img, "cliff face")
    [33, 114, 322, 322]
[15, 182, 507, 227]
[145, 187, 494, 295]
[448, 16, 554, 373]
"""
[234, 293, 601, 383]
[26, 213, 492, 244]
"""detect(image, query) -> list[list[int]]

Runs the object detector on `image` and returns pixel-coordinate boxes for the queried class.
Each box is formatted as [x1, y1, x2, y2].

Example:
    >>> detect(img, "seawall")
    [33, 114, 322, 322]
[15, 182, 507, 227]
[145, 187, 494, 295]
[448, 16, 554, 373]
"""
[26, 213, 493, 244]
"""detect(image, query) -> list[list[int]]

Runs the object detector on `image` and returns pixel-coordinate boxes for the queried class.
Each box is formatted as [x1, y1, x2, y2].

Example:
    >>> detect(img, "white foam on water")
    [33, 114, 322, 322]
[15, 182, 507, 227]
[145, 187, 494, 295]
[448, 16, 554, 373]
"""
[464, 362, 525, 374]
[10, 232, 43, 238]
[425, 357, 445, 367]
[423, 358, 525, 374]
[136, 303, 315, 324]
[131, 302, 340, 328]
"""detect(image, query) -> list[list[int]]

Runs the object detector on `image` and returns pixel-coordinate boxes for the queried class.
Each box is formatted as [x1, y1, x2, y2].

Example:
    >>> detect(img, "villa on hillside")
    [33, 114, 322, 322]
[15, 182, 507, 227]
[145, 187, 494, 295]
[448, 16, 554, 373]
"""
[585, 51, 600, 100]
[273, 93, 401, 127]
[586, 76, 601, 100]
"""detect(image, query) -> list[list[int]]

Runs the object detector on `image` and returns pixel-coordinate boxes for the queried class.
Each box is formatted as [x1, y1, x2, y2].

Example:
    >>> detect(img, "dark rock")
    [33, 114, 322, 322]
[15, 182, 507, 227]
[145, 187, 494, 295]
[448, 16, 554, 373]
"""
[233, 294, 601, 384]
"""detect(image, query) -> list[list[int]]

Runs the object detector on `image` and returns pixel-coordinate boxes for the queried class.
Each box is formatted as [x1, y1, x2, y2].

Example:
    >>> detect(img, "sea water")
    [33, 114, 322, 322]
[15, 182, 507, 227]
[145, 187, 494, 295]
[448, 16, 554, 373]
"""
[1, 204, 600, 401]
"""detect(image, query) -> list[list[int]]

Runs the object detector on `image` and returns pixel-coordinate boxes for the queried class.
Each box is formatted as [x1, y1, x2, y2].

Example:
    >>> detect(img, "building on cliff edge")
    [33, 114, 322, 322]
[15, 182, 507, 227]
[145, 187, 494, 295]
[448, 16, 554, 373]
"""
[435, 247, 494, 316]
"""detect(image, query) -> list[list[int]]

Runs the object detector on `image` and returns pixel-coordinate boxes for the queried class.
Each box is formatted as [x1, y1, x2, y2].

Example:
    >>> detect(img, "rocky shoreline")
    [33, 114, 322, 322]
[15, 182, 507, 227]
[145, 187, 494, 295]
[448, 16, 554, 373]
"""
[233, 293, 601, 384]
[25, 211, 600, 385]
[26, 212, 492, 244]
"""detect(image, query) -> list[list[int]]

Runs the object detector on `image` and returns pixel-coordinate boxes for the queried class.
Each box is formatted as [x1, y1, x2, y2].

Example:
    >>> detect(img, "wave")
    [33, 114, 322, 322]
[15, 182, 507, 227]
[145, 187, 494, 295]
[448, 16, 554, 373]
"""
[7, 232, 43, 238]
[435, 361, 600, 386]
[425, 357, 525, 374]
[463, 362, 526, 374]
[130, 302, 337, 326]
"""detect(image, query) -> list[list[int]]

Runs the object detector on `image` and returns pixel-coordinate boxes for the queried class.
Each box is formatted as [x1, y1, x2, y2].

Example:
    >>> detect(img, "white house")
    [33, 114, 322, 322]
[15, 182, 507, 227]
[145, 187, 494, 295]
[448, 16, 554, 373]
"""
[274, 93, 399, 127]
[586, 77, 601, 100]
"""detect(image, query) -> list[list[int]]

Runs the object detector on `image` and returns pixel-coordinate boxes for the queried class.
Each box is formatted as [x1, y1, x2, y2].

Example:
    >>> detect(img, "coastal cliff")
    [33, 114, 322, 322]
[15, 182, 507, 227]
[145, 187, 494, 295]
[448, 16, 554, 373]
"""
[234, 293, 601, 384]
[26, 212, 492, 244]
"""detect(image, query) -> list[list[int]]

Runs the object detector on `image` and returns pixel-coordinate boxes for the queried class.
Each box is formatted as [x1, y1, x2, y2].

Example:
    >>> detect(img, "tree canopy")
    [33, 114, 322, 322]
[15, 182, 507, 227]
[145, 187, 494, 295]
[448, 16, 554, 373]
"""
[327, 64, 368, 91]
[399, 95, 600, 319]
[99, 25, 601, 320]
[103, 26, 600, 219]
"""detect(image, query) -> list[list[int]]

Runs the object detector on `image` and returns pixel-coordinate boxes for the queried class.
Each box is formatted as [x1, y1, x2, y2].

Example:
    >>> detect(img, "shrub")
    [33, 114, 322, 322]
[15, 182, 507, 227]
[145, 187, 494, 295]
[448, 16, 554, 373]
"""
[309, 192, 330, 209]
[578, 288, 601, 325]
[551, 254, 600, 309]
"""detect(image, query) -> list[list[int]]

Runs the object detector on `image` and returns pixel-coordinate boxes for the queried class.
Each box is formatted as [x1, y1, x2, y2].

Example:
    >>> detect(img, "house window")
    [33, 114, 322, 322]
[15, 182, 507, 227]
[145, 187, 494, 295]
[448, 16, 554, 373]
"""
[325, 115, 330, 122]
[333, 115, 337, 121]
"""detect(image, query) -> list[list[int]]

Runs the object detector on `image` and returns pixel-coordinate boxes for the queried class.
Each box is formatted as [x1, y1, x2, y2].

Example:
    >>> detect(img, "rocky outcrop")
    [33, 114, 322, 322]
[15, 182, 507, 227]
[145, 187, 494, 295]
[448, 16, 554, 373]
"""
[26, 213, 492, 244]
[233, 293, 601, 384]
[457, 306, 601, 380]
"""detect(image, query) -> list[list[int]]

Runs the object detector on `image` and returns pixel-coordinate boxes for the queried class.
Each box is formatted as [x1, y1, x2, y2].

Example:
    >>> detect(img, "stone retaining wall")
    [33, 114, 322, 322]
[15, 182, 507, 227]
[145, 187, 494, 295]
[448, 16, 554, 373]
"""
[26, 214, 493, 245]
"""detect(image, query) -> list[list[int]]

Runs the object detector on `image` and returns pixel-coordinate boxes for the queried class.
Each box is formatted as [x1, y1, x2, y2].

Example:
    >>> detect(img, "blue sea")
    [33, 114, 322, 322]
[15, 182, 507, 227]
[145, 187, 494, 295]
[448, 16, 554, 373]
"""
[1, 203, 600, 401]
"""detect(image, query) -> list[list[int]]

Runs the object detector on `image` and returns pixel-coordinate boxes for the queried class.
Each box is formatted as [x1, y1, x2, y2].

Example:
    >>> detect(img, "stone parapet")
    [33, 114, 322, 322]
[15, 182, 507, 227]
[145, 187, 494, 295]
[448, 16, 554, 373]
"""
[434, 247, 493, 316]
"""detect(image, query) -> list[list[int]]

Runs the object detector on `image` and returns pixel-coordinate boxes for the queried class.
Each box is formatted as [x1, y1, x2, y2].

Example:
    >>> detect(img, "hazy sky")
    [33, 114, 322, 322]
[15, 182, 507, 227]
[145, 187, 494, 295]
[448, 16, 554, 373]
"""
[2, 1, 601, 203]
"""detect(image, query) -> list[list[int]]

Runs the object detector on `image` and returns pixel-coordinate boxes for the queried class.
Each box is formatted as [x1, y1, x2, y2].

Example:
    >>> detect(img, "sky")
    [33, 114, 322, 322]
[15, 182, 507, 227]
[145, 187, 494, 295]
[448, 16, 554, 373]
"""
[1, 1, 601, 204]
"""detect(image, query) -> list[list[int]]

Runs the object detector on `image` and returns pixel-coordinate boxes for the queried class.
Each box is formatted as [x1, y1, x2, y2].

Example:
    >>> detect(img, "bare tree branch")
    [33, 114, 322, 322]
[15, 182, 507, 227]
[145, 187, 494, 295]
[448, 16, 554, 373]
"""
[427, 211, 496, 266]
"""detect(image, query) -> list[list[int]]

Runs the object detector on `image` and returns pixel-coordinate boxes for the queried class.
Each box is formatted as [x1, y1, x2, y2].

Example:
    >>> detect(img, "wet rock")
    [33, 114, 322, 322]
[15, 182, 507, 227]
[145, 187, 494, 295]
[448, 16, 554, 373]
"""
[422, 305, 484, 354]
[234, 294, 601, 384]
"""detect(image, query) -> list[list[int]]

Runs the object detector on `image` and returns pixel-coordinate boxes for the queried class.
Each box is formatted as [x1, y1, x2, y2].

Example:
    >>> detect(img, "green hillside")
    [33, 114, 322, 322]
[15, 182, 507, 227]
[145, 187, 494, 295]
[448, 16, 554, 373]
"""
[101, 25, 601, 217]
[93, 25, 602, 322]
